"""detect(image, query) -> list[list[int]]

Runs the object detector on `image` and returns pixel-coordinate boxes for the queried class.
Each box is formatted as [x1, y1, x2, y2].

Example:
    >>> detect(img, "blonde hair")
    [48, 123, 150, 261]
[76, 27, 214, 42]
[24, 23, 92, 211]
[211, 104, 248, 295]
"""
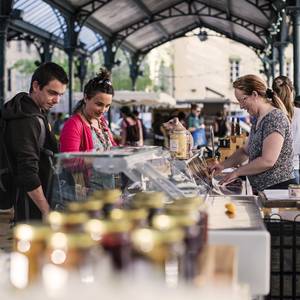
[272, 76, 294, 120]
[233, 74, 291, 122]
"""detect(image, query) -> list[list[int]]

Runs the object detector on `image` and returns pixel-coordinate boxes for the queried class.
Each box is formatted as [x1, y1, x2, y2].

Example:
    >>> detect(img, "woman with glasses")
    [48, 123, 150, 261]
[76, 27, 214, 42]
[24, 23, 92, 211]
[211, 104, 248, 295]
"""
[272, 76, 300, 184]
[209, 74, 296, 193]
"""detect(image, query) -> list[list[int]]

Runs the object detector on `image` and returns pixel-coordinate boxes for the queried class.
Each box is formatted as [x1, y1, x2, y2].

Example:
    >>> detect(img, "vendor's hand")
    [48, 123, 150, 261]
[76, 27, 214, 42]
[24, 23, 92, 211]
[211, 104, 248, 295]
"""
[219, 170, 239, 186]
[208, 160, 224, 175]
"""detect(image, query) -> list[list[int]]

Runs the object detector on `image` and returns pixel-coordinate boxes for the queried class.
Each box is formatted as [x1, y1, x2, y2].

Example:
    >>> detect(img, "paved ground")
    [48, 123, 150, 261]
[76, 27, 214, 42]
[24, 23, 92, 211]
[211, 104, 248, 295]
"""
[0, 209, 13, 253]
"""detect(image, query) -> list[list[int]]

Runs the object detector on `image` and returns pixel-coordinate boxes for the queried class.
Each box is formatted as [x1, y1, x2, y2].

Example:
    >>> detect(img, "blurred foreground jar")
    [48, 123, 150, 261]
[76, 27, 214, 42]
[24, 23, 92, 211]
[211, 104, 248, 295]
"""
[110, 208, 148, 229]
[85, 219, 132, 271]
[67, 200, 103, 219]
[132, 192, 166, 226]
[47, 211, 89, 233]
[46, 232, 95, 270]
[132, 227, 184, 287]
[166, 196, 208, 251]
[90, 189, 122, 217]
[11, 224, 51, 289]
[153, 214, 201, 281]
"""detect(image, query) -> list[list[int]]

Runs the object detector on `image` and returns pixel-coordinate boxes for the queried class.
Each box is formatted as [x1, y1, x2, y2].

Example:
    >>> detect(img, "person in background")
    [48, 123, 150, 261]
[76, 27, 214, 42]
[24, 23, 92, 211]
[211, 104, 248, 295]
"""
[209, 74, 295, 192]
[272, 76, 300, 184]
[120, 106, 143, 146]
[59, 68, 116, 190]
[187, 103, 206, 148]
[178, 111, 187, 128]
[3, 62, 68, 221]
[214, 109, 229, 138]
[53, 112, 65, 136]
[153, 112, 165, 147]
[133, 109, 147, 141]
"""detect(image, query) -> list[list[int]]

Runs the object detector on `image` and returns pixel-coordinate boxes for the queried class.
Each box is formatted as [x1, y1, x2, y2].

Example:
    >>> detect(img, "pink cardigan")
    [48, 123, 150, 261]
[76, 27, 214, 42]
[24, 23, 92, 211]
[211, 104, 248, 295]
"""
[60, 113, 116, 152]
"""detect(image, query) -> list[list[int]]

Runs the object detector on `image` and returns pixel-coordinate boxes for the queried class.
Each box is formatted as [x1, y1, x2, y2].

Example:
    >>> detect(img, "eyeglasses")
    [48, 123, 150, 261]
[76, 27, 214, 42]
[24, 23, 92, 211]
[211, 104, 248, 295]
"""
[236, 95, 250, 103]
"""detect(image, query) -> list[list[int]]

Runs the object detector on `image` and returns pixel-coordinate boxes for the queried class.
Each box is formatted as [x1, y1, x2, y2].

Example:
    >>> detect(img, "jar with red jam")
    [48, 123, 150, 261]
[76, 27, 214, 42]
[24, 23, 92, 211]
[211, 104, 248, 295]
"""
[104, 220, 132, 270]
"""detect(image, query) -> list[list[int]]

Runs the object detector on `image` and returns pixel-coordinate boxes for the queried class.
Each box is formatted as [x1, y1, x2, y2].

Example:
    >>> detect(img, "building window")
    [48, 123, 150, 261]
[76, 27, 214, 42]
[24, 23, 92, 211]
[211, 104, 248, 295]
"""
[286, 61, 291, 79]
[26, 42, 31, 54]
[17, 40, 22, 52]
[229, 59, 240, 83]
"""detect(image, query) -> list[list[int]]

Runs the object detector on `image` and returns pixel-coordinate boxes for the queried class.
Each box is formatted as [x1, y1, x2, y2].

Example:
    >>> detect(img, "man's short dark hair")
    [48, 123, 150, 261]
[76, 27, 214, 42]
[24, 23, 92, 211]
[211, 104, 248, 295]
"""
[29, 62, 68, 93]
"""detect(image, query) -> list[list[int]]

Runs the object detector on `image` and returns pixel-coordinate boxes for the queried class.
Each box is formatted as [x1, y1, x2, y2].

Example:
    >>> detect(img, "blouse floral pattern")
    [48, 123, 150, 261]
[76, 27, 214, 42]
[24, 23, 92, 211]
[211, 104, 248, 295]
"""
[247, 109, 294, 191]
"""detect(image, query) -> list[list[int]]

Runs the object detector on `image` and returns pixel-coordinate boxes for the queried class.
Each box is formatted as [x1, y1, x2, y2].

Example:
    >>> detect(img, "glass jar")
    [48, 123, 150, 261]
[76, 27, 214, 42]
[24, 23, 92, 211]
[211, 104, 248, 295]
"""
[132, 192, 166, 226]
[169, 129, 190, 160]
[85, 219, 132, 271]
[67, 200, 104, 219]
[165, 200, 208, 252]
[110, 208, 148, 229]
[47, 211, 89, 233]
[132, 227, 184, 287]
[152, 214, 201, 280]
[45, 232, 96, 271]
[91, 189, 122, 218]
[11, 223, 51, 288]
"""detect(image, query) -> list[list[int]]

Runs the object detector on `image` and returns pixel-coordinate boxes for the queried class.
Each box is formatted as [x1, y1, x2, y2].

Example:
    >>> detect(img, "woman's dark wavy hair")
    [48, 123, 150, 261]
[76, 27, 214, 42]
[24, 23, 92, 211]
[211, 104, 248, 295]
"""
[73, 68, 114, 114]
[120, 105, 136, 119]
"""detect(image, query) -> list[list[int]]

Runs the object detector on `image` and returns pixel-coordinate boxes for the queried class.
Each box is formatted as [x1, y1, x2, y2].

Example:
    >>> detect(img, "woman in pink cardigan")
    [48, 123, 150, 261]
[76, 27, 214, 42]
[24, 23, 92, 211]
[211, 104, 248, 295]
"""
[60, 68, 116, 153]
[59, 68, 116, 191]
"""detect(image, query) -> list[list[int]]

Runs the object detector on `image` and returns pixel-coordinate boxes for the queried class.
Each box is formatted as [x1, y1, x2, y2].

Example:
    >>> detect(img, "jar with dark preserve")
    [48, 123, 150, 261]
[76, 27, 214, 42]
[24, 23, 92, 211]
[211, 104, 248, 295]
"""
[91, 189, 122, 218]
[132, 227, 184, 286]
[11, 223, 51, 288]
[152, 214, 201, 281]
[132, 191, 166, 226]
[47, 211, 89, 233]
[46, 232, 96, 271]
[166, 196, 208, 251]
[88, 219, 132, 271]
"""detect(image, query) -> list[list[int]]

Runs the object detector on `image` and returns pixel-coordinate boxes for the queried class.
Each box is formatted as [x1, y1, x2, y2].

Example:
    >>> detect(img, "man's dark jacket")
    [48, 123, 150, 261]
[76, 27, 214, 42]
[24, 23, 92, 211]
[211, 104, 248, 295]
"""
[3, 92, 58, 220]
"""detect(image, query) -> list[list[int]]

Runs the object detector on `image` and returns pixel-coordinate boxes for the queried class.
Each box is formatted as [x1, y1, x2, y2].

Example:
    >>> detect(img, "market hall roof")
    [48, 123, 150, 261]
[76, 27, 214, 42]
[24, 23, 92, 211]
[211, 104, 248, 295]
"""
[9, 0, 284, 55]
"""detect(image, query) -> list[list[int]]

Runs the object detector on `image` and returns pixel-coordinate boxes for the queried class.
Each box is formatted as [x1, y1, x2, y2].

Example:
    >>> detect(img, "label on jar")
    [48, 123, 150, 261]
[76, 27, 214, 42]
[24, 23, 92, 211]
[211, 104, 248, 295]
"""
[170, 139, 179, 152]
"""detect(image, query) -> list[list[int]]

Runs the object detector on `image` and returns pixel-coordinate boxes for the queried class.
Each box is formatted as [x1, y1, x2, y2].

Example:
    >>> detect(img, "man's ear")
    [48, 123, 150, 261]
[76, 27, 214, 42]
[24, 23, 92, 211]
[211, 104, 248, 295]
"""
[32, 81, 40, 92]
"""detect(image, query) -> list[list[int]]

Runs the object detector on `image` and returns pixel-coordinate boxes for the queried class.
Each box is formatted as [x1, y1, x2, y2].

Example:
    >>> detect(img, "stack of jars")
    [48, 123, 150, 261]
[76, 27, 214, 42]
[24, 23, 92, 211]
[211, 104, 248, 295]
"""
[10, 189, 208, 289]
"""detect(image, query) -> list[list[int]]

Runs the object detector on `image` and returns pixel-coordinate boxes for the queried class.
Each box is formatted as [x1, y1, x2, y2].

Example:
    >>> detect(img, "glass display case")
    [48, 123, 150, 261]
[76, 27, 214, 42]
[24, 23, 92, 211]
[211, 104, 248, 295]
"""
[50, 146, 208, 210]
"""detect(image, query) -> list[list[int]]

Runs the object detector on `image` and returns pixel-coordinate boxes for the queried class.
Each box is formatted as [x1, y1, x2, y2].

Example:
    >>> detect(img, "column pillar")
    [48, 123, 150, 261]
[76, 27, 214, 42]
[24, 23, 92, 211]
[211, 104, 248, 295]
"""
[0, 0, 13, 108]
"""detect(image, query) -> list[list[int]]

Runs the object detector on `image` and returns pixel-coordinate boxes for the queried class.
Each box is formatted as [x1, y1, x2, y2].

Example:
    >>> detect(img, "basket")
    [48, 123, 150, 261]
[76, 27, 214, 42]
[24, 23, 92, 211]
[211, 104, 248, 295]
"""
[264, 214, 300, 299]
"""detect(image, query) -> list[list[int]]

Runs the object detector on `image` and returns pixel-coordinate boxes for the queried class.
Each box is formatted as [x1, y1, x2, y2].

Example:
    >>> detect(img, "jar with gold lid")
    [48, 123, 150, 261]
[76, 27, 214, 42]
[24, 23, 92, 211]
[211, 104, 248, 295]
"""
[90, 189, 121, 217]
[67, 200, 103, 219]
[132, 227, 184, 286]
[85, 219, 132, 270]
[11, 223, 51, 288]
[132, 192, 166, 226]
[166, 199, 208, 252]
[46, 232, 95, 269]
[110, 208, 148, 229]
[47, 211, 89, 232]
[152, 214, 199, 278]
[169, 129, 190, 160]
